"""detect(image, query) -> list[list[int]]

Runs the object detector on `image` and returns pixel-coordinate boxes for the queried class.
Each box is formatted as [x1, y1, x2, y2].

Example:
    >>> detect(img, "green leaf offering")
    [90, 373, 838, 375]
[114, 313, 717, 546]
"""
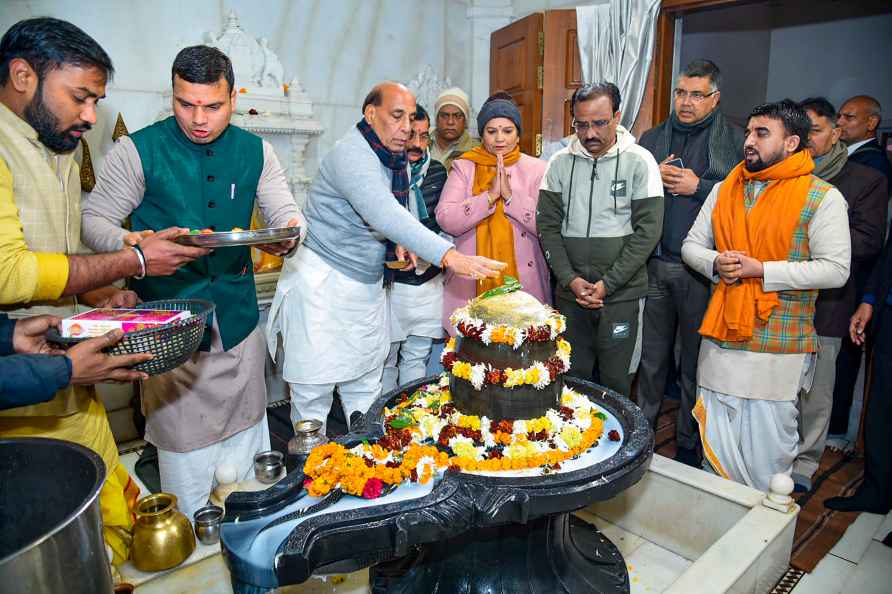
[479, 275, 522, 300]
[594, 412, 607, 421]
[389, 415, 414, 430]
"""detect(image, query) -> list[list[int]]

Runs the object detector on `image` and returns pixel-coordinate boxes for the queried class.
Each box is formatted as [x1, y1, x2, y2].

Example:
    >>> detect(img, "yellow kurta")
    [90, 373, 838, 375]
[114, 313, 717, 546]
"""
[0, 102, 138, 564]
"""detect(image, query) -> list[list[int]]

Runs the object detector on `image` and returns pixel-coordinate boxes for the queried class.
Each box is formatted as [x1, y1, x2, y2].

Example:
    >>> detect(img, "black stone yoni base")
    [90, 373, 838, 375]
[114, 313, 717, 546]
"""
[370, 513, 628, 594]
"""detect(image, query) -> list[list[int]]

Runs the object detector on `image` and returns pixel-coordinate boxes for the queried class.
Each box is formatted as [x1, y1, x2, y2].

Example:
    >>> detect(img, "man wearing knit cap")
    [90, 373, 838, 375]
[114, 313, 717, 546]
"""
[431, 87, 479, 173]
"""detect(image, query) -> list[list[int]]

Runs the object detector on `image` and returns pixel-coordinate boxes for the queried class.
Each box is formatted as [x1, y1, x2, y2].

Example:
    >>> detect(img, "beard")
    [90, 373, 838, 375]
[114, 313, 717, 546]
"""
[743, 146, 785, 172]
[23, 82, 90, 154]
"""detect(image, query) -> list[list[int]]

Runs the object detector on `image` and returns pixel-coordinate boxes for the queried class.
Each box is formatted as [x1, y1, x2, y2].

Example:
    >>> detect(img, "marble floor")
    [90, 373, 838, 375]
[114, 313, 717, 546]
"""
[118, 443, 890, 594]
[789, 508, 892, 594]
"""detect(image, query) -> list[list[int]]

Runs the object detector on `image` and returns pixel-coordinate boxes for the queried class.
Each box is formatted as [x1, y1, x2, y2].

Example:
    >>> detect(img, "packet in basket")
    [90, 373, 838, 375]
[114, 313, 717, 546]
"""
[61, 308, 191, 338]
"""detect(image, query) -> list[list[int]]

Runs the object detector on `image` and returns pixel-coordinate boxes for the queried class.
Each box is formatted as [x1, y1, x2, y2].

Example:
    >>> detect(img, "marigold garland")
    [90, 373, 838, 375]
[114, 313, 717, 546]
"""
[302, 381, 610, 499]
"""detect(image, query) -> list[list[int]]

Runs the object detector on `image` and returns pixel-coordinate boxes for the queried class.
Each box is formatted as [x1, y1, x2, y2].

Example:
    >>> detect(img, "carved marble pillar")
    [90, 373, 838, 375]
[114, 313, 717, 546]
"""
[466, 0, 513, 110]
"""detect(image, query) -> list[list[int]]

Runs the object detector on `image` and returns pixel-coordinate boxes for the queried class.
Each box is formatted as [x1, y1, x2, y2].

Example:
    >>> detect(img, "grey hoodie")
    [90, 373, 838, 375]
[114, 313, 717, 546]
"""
[537, 126, 664, 302]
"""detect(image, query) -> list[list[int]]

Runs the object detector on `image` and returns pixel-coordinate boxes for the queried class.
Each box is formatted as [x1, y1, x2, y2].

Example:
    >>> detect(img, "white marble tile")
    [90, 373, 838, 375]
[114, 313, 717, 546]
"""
[626, 541, 692, 594]
[132, 552, 370, 594]
[587, 459, 753, 561]
[828, 511, 886, 563]
[574, 510, 646, 558]
[791, 553, 856, 594]
[840, 540, 892, 594]
[873, 510, 892, 543]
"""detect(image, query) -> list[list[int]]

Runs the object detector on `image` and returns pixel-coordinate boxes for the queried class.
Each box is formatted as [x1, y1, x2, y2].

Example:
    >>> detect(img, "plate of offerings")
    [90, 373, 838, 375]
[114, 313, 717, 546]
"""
[173, 226, 300, 248]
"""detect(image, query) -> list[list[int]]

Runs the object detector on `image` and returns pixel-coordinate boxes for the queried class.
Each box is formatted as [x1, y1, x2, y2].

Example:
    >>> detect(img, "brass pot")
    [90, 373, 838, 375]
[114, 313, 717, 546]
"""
[131, 493, 196, 572]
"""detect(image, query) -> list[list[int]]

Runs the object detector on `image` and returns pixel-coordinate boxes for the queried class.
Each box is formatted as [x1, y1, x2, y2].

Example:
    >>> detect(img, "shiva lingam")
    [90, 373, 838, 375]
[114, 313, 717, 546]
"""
[219, 376, 653, 594]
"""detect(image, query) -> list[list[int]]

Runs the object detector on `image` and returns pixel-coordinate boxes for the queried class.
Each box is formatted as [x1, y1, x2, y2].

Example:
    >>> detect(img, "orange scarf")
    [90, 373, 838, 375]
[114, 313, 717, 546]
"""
[460, 145, 521, 295]
[699, 150, 815, 342]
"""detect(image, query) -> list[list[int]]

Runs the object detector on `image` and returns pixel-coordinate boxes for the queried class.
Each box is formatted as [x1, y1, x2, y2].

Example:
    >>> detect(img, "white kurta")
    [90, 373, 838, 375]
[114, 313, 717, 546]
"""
[267, 245, 389, 385]
[682, 178, 851, 491]
[387, 275, 446, 342]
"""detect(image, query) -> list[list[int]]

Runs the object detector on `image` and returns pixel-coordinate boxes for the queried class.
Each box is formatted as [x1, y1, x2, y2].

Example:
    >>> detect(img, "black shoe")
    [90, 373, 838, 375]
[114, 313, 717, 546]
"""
[824, 492, 891, 515]
[674, 446, 701, 468]
[883, 532, 892, 549]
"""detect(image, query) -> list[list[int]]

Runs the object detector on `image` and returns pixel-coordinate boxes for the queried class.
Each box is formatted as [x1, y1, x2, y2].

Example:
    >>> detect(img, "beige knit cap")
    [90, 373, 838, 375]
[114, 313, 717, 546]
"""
[434, 87, 471, 120]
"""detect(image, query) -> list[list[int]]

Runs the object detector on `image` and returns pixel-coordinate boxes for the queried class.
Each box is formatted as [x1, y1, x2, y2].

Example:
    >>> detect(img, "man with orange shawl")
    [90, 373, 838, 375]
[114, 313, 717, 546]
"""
[682, 100, 851, 491]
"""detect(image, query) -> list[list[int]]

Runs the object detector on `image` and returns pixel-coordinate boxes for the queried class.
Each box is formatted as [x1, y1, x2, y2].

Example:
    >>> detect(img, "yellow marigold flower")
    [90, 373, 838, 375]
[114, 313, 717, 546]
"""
[561, 425, 582, 449]
[452, 441, 478, 460]
[458, 415, 481, 431]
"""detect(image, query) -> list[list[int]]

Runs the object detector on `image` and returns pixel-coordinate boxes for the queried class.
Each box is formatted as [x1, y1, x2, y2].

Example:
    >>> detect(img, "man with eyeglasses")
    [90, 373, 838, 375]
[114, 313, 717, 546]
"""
[637, 59, 744, 467]
[538, 82, 663, 400]
[430, 87, 479, 173]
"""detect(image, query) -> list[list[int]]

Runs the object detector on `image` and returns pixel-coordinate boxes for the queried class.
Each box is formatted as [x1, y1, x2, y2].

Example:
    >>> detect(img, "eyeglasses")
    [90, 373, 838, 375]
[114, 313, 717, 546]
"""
[408, 131, 431, 142]
[673, 89, 717, 103]
[572, 118, 613, 132]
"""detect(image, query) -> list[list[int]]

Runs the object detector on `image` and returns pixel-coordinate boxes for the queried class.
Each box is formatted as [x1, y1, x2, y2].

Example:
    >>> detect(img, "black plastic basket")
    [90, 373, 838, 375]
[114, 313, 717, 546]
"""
[47, 299, 215, 376]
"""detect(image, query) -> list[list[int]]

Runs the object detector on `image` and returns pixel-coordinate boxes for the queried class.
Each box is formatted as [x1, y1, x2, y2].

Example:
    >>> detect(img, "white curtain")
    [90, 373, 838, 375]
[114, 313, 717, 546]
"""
[576, 0, 662, 130]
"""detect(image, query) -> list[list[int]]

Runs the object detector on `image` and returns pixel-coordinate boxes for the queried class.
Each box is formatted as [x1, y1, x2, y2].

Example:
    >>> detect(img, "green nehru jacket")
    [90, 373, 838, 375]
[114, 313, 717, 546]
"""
[130, 117, 262, 350]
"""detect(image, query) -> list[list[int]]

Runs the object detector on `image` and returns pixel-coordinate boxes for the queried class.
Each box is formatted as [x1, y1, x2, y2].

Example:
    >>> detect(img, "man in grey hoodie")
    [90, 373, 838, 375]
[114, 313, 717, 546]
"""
[538, 82, 664, 398]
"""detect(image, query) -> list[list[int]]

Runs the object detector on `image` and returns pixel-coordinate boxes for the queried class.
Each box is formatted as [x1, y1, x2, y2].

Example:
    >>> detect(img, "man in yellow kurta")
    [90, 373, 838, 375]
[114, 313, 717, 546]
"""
[0, 17, 207, 563]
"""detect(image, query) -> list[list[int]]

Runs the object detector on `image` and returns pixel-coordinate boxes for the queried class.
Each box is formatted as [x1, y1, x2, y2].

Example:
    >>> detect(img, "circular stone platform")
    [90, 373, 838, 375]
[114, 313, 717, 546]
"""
[221, 376, 654, 594]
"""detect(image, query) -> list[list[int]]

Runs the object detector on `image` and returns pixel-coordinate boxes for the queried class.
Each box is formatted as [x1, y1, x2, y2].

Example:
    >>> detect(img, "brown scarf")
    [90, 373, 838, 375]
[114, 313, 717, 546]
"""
[459, 145, 521, 295]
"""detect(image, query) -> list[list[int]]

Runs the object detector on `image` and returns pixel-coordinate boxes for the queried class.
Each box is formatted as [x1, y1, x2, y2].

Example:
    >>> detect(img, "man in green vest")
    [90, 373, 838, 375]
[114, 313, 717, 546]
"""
[0, 17, 210, 564]
[82, 45, 302, 518]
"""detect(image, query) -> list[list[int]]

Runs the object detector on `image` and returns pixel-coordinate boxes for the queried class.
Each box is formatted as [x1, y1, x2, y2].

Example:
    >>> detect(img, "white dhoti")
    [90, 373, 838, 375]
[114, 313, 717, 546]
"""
[694, 339, 816, 492]
[157, 414, 270, 519]
[694, 389, 799, 492]
[267, 246, 389, 433]
[383, 275, 444, 393]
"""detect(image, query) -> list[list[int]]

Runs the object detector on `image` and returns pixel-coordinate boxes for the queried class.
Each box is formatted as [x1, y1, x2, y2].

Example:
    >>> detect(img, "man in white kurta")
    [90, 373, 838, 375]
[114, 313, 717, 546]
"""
[267, 83, 503, 435]
[681, 100, 850, 492]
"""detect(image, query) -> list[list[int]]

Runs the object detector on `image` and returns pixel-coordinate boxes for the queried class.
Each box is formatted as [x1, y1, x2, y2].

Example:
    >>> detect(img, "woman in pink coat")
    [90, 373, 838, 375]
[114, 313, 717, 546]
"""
[436, 92, 550, 334]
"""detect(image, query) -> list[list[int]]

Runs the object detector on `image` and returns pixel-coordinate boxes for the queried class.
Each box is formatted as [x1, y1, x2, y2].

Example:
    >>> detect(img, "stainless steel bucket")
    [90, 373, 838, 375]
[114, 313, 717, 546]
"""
[0, 437, 113, 593]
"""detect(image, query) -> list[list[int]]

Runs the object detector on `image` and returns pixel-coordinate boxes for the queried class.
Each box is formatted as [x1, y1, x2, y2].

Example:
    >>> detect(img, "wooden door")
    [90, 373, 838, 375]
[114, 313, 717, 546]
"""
[490, 13, 543, 156]
[541, 9, 582, 148]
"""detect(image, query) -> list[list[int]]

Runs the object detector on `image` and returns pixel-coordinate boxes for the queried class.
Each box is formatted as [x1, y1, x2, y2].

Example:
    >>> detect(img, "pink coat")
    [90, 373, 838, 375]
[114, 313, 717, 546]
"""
[436, 154, 551, 335]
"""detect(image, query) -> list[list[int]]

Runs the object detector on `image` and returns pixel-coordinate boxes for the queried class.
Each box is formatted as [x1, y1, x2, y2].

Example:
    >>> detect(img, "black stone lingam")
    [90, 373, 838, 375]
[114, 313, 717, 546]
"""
[221, 376, 653, 594]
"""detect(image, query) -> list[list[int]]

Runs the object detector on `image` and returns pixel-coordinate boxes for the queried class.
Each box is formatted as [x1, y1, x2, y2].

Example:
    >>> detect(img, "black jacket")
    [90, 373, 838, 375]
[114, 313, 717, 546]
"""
[393, 158, 448, 286]
[849, 139, 892, 192]
[0, 314, 71, 411]
[639, 113, 744, 262]
[865, 229, 892, 334]
[815, 161, 888, 337]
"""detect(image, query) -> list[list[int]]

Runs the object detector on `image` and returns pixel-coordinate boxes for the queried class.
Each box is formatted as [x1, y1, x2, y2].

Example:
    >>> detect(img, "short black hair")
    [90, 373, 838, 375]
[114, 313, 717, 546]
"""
[412, 104, 429, 124]
[679, 59, 722, 91]
[171, 45, 234, 92]
[571, 82, 621, 116]
[0, 17, 114, 86]
[800, 97, 837, 125]
[362, 87, 382, 113]
[748, 99, 811, 152]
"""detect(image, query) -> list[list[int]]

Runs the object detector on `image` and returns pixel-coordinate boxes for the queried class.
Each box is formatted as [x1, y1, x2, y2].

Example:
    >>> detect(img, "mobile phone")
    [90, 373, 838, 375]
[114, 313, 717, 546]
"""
[665, 157, 684, 168]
